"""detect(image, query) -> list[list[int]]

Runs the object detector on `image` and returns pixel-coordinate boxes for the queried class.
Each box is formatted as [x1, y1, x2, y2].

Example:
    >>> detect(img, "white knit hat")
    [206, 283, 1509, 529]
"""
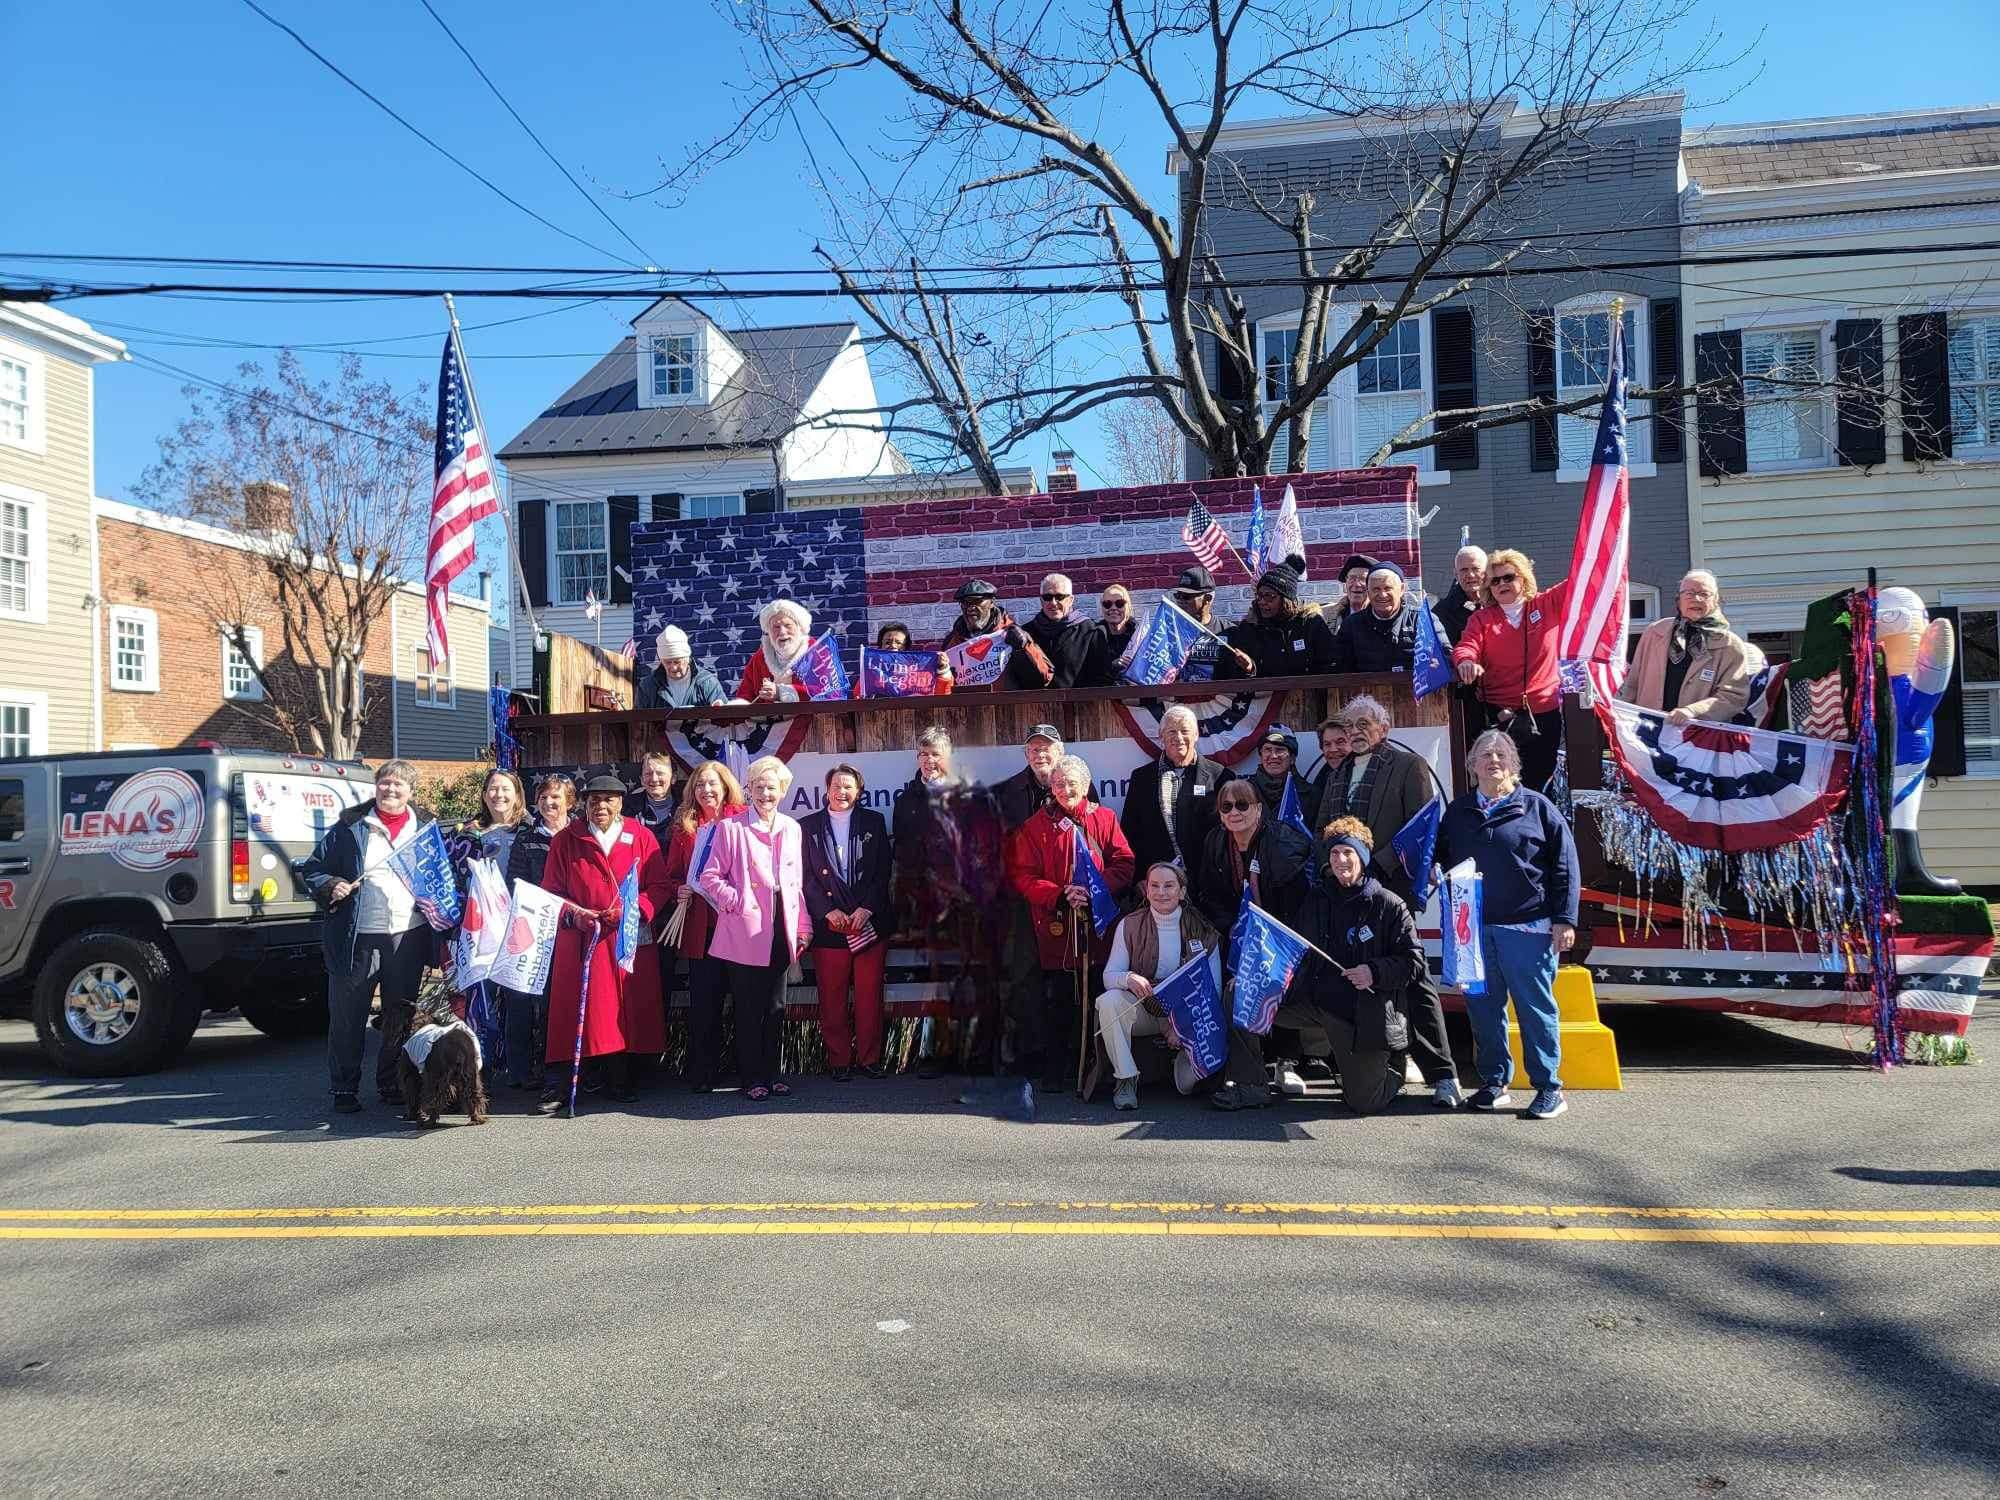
[655, 624, 692, 661]
[757, 598, 813, 638]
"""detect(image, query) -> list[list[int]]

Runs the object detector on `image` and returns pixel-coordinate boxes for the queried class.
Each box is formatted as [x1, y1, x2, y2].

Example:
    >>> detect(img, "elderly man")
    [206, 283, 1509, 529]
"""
[1332, 562, 1445, 674]
[1316, 694, 1461, 1106]
[1227, 564, 1337, 677]
[1122, 704, 1234, 874]
[939, 578, 1046, 691]
[1437, 545, 1487, 647]
[1009, 571, 1107, 689]
[1620, 570, 1767, 724]
[1171, 566, 1254, 679]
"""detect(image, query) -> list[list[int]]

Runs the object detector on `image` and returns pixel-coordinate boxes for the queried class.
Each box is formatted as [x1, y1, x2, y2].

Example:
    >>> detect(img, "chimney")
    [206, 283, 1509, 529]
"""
[1049, 449, 1079, 494]
[243, 480, 293, 534]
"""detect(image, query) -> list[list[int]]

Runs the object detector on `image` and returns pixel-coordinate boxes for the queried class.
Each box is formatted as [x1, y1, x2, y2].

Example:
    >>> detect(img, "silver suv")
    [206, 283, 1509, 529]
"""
[0, 748, 372, 1075]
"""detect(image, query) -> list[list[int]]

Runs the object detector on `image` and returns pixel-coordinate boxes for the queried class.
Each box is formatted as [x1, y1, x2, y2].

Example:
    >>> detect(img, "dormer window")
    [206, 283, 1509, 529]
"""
[650, 334, 698, 400]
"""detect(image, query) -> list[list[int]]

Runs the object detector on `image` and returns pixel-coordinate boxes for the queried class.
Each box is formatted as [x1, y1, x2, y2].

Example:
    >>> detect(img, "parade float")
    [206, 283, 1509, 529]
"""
[502, 469, 1990, 1075]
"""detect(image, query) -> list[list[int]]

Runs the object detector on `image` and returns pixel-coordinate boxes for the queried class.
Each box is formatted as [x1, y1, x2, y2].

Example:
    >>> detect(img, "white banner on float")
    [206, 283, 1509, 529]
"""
[776, 728, 1447, 818]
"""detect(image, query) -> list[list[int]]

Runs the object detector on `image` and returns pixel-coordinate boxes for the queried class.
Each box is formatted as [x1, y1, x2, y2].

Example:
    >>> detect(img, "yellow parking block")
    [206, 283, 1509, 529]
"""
[1504, 967, 1622, 1090]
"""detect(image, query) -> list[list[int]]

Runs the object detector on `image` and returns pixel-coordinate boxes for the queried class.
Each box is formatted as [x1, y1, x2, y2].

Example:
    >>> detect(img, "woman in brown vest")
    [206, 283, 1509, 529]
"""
[1094, 863, 1224, 1111]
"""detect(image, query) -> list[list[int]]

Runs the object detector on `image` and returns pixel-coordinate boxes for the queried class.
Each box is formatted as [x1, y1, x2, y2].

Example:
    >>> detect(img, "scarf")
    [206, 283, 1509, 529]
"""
[1667, 612, 1726, 665]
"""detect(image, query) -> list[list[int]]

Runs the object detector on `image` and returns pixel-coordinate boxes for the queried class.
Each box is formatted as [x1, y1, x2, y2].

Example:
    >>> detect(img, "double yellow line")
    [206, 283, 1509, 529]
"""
[1, 1200, 1995, 1247]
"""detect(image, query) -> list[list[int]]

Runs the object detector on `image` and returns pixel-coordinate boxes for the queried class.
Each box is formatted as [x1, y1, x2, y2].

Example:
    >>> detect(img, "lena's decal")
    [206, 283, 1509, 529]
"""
[60, 769, 206, 871]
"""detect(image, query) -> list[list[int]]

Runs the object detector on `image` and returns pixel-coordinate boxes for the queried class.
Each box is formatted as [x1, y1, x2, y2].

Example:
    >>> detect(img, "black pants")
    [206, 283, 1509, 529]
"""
[1013, 966, 1087, 1084]
[327, 928, 427, 1097]
[685, 954, 730, 1088]
[1484, 704, 1564, 793]
[723, 924, 789, 1091]
[1379, 869, 1456, 1086]
[500, 986, 548, 1087]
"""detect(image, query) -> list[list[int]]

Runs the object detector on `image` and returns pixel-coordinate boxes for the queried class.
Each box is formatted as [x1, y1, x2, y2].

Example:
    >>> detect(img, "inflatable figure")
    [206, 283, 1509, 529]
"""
[1875, 587, 1959, 895]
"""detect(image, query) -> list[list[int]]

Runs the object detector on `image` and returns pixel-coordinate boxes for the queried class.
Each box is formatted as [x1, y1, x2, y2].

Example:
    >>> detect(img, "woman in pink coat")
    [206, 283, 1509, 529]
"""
[540, 773, 670, 1113]
[699, 754, 809, 1101]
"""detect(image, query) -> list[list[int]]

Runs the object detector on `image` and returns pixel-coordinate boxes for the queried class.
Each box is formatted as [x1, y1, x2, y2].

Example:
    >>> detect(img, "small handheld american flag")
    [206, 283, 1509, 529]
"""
[846, 920, 880, 953]
[1182, 497, 1228, 571]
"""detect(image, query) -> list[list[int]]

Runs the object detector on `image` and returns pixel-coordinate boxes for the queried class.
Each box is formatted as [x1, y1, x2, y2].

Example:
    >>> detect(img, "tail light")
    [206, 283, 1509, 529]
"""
[231, 838, 251, 902]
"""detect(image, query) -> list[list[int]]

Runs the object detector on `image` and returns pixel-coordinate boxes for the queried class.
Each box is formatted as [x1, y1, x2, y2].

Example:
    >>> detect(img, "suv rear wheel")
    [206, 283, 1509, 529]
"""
[32, 929, 201, 1077]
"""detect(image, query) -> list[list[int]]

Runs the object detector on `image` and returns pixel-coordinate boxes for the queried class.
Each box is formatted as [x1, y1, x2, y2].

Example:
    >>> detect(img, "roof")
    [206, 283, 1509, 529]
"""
[498, 321, 856, 460]
[1685, 109, 2000, 190]
[0, 301, 128, 363]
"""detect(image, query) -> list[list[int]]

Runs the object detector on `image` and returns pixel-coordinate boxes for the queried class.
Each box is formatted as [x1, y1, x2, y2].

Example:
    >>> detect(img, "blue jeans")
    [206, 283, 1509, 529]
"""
[1469, 927, 1561, 1091]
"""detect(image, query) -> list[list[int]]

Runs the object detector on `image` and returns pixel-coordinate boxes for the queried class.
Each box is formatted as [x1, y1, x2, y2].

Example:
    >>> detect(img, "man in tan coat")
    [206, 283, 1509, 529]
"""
[1620, 570, 1766, 724]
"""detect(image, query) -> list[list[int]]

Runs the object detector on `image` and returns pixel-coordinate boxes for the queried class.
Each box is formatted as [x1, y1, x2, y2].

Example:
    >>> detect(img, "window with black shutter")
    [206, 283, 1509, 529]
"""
[1693, 330, 1747, 477]
[1649, 298, 1683, 464]
[1526, 310, 1558, 471]
[608, 494, 638, 603]
[744, 487, 779, 514]
[1430, 305, 1479, 471]
[1897, 312, 1953, 462]
[650, 492, 682, 522]
[1833, 319, 1886, 467]
[516, 498, 549, 608]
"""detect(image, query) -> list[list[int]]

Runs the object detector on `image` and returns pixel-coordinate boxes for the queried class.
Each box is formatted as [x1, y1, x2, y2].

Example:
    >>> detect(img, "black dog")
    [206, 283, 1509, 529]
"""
[396, 1007, 488, 1127]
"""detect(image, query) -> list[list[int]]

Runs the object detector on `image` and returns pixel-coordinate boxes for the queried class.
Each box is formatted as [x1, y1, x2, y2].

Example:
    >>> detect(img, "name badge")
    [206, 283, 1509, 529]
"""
[1291, 638, 1306, 651]
[1193, 784, 1208, 797]
[618, 832, 634, 845]
[1700, 667, 1716, 681]
[1358, 924, 1375, 942]
[1530, 609, 1543, 624]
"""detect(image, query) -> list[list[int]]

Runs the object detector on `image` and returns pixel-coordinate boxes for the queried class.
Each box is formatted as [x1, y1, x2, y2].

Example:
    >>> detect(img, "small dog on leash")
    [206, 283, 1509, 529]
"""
[397, 1004, 488, 1127]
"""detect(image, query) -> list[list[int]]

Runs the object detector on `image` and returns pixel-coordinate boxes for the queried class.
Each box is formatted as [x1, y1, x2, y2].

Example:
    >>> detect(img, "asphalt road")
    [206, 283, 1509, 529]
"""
[1, 999, 1997, 1500]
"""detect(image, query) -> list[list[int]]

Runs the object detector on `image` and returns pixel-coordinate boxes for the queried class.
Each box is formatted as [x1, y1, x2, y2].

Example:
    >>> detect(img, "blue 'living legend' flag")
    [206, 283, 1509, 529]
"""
[1244, 484, 1268, 577]
[1228, 887, 1312, 1034]
[385, 820, 463, 926]
[1155, 946, 1228, 1079]
[1412, 599, 1452, 699]
[1066, 822, 1121, 936]
[613, 862, 641, 974]
[1123, 597, 1210, 687]
[858, 646, 938, 698]
[791, 633, 852, 701]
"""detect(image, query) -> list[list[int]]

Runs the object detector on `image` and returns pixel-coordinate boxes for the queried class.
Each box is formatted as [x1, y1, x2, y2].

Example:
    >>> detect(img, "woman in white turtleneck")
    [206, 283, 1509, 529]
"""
[1095, 863, 1224, 1111]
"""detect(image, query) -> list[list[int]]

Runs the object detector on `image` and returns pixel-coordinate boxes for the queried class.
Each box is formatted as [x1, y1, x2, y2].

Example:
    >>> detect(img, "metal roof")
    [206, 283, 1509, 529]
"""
[499, 321, 856, 460]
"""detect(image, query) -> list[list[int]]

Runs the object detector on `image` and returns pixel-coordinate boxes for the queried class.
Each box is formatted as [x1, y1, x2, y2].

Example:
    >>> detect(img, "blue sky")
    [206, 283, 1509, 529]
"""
[5, 0, 1997, 563]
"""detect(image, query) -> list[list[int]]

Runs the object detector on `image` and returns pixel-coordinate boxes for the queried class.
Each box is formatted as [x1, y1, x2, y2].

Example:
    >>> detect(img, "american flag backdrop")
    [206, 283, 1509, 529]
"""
[426, 335, 501, 662]
[626, 472, 1418, 685]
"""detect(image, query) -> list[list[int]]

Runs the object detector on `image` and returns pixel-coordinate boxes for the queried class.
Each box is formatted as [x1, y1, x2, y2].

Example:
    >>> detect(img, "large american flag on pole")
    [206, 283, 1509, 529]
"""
[1557, 310, 1632, 702]
[425, 335, 501, 662]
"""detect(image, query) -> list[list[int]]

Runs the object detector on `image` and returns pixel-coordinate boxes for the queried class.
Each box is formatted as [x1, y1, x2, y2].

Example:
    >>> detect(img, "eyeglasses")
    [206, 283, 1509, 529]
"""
[1490, 573, 1520, 586]
[1253, 586, 1281, 600]
[1172, 591, 1210, 606]
[1041, 592, 1071, 602]
[1217, 796, 1258, 812]
[1101, 599, 1128, 611]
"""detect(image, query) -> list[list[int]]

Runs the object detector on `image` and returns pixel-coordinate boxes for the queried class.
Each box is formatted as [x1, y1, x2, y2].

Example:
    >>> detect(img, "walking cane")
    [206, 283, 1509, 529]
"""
[1072, 911, 1089, 1098]
[567, 924, 600, 1119]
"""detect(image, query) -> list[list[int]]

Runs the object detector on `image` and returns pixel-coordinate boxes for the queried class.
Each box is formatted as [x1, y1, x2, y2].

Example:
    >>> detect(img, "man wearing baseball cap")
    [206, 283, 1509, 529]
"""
[1170, 566, 1254, 679]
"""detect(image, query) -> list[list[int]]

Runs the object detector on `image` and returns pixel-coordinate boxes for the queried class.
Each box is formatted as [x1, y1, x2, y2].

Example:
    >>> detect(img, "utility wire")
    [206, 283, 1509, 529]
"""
[236, 0, 644, 269]
[413, 0, 658, 269]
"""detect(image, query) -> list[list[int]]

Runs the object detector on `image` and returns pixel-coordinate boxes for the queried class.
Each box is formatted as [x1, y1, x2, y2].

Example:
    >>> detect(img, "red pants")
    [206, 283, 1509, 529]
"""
[815, 942, 887, 1069]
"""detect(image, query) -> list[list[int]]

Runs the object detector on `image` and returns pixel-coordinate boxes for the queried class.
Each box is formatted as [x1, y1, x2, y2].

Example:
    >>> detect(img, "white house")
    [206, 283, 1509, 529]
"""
[498, 298, 911, 685]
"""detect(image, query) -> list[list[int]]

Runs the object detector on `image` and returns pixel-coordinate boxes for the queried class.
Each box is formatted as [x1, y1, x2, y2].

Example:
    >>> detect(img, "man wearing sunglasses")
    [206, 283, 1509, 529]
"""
[1168, 566, 1254, 679]
[1009, 571, 1110, 690]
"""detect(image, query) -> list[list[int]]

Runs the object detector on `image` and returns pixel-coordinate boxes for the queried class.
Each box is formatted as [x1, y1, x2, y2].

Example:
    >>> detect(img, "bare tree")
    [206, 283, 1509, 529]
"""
[1098, 395, 1184, 486]
[656, 0, 1742, 478]
[140, 354, 435, 759]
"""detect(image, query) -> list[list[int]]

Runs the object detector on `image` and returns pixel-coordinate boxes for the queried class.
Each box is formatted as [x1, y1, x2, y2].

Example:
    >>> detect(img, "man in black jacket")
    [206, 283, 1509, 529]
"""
[1171, 566, 1254, 680]
[1436, 544, 1487, 647]
[1227, 565, 1337, 677]
[1331, 562, 1444, 674]
[1008, 572, 1107, 689]
[1121, 704, 1233, 874]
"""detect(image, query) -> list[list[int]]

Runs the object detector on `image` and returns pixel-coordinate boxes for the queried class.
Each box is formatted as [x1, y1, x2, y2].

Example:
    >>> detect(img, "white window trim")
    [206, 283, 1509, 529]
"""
[1948, 309, 2000, 462]
[642, 331, 705, 407]
[0, 483, 48, 624]
[549, 499, 609, 607]
[221, 625, 265, 702]
[108, 605, 159, 693]
[413, 645, 455, 710]
[1553, 292, 1654, 483]
[0, 340, 46, 455]
[1948, 594, 2000, 780]
[683, 492, 745, 520]
[1255, 307, 1446, 481]
[1741, 322, 1836, 474]
[0, 689, 48, 757]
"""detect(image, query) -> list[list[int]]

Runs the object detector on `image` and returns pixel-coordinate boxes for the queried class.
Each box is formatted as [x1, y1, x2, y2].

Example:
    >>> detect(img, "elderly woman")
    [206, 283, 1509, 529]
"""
[1215, 817, 1427, 1113]
[1451, 547, 1572, 792]
[1096, 863, 1224, 1111]
[301, 759, 447, 1113]
[1192, 773, 1314, 941]
[1003, 753, 1136, 1096]
[538, 773, 671, 1113]
[636, 625, 727, 709]
[735, 599, 815, 703]
[499, 774, 575, 1092]
[1620, 569, 1766, 724]
[1226, 565, 1337, 677]
[801, 763, 894, 1081]
[1438, 729, 1581, 1121]
[700, 755, 809, 1102]
[662, 760, 746, 1093]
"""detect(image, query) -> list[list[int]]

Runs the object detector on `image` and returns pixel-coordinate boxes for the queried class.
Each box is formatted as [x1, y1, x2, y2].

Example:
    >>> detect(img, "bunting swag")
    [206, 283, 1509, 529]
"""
[1596, 697, 1853, 853]
[1113, 692, 1290, 766]
[664, 715, 813, 771]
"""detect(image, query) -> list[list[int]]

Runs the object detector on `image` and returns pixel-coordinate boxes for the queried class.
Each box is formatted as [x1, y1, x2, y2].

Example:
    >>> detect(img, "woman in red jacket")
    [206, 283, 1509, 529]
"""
[1450, 547, 1572, 792]
[1003, 753, 1135, 1095]
[661, 759, 746, 1093]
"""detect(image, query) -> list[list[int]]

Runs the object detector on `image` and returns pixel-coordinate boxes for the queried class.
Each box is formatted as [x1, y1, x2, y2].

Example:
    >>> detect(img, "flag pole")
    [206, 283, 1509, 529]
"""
[443, 293, 541, 650]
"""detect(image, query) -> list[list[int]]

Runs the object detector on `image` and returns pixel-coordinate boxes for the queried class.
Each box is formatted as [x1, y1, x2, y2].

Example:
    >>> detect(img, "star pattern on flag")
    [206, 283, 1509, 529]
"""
[665, 534, 684, 555]
[745, 549, 766, 572]
[799, 545, 819, 567]
[640, 562, 661, 582]
[718, 530, 738, 551]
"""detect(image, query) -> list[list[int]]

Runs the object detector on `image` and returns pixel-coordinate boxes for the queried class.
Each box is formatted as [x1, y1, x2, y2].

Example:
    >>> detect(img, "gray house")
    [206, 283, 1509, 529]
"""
[1174, 96, 1690, 635]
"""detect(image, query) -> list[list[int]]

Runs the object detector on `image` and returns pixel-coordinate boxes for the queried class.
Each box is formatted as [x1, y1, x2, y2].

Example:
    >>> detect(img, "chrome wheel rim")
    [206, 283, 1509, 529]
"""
[65, 962, 142, 1045]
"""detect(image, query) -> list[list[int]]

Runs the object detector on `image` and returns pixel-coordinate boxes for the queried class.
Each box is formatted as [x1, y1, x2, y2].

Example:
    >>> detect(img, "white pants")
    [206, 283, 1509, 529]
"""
[1096, 989, 1200, 1094]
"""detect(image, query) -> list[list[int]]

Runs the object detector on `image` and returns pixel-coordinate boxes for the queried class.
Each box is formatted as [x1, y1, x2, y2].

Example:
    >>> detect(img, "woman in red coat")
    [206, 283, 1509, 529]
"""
[539, 773, 671, 1113]
[1003, 753, 1134, 1092]
[1450, 546, 1573, 793]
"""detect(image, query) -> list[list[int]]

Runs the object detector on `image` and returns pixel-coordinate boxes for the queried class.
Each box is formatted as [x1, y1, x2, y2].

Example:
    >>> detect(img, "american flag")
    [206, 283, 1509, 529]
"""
[426, 336, 501, 662]
[1182, 497, 1230, 572]
[1557, 312, 1631, 702]
[627, 474, 1415, 687]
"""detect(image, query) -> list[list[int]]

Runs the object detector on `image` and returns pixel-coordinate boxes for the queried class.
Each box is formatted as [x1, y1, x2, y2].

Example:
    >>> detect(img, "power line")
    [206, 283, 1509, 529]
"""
[413, 0, 658, 269]
[235, 0, 643, 269]
[13, 195, 1998, 282]
[20, 235, 2000, 305]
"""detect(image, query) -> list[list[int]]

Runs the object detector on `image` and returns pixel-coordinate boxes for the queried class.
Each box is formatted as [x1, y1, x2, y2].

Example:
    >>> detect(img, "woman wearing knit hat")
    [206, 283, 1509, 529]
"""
[734, 599, 815, 703]
[636, 625, 727, 709]
[1225, 564, 1337, 678]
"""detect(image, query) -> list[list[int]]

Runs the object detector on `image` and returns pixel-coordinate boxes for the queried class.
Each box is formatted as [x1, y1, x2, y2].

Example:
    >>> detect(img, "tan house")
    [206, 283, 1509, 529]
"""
[0, 303, 127, 757]
[93, 498, 493, 761]
[1680, 105, 2000, 884]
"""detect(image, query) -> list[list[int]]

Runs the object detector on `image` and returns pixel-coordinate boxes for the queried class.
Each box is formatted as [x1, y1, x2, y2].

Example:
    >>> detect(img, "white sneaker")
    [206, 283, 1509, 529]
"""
[1276, 1067, 1307, 1098]
[1432, 1077, 1464, 1110]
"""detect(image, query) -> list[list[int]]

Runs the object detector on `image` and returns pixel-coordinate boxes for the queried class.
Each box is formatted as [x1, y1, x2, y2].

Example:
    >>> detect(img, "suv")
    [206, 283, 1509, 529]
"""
[0, 748, 372, 1076]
